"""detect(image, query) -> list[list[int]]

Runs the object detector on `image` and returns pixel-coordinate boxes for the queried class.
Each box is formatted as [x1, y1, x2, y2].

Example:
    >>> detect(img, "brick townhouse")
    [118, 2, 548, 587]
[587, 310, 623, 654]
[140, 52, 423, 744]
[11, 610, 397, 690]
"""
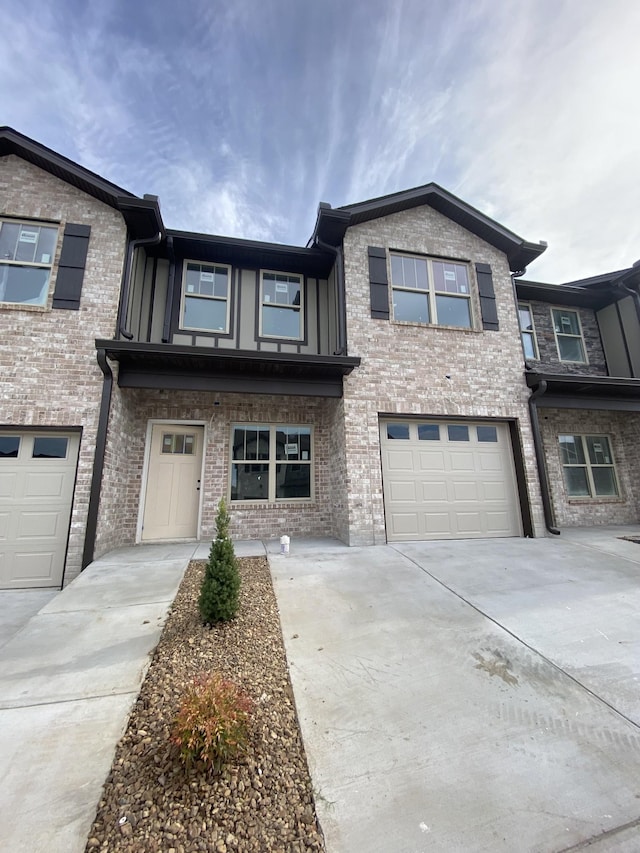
[1, 126, 639, 589]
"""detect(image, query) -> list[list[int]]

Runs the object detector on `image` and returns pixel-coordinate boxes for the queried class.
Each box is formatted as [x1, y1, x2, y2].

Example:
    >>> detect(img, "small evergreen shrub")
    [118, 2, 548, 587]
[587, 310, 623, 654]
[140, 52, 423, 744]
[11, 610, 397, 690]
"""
[199, 498, 241, 623]
[171, 672, 253, 773]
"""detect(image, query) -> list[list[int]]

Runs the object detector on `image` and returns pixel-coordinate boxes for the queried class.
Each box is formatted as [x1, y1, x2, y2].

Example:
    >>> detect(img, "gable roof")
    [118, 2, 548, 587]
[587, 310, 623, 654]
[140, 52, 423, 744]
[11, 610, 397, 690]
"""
[0, 126, 164, 240]
[517, 262, 640, 309]
[310, 182, 547, 272]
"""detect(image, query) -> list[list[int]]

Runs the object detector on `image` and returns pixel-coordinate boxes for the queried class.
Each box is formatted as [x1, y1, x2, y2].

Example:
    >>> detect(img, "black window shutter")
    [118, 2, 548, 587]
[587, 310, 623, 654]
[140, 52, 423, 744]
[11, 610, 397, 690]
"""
[475, 262, 499, 330]
[368, 246, 389, 319]
[52, 223, 91, 310]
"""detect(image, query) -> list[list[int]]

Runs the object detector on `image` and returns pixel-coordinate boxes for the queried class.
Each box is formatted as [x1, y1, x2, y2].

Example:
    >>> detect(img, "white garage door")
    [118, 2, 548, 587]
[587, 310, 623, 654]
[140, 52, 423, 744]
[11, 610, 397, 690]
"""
[0, 431, 80, 589]
[380, 419, 521, 541]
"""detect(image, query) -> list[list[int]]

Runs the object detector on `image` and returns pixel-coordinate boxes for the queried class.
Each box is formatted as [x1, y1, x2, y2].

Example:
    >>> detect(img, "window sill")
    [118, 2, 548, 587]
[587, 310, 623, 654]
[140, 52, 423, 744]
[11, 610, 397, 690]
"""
[390, 319, 478, 333]
[230, 499, 315, 506]
[566, 497, 624, 505]
[0, 301, 50, 313]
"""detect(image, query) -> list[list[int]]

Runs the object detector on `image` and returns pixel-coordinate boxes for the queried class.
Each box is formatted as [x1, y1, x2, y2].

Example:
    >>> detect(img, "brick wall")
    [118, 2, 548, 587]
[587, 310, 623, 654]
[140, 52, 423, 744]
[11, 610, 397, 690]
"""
[540, 408, 640, 526]
[340, 204, 547, 543]
[95, 386, 341, 553]
[0, 155, 127, 584]
[524, 300, 608, 375]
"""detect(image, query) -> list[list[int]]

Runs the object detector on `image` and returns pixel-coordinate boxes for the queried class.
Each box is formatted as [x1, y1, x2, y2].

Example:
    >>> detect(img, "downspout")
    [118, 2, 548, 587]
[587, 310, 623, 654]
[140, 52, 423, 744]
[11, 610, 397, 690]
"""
[162, 235, 176, 343]
[315, 237, 346, 356]
[528, 380, 560, 535]
[117, 232, 163, 340]
[82, 348, 113, 569]
[618, 279, 640, 325]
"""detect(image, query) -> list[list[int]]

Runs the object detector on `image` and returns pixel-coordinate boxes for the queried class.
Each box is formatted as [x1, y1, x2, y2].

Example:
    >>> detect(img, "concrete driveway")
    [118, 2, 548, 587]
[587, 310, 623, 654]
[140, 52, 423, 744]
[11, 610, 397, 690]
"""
[269, 529, 640, 853]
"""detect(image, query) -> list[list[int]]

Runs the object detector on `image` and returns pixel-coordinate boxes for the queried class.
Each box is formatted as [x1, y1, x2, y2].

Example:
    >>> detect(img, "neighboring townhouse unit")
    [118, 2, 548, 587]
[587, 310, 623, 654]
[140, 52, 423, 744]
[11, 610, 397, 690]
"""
[3, 127, 636, 591]
[516, 267, 640, 529]
[0, 127, 162, 588]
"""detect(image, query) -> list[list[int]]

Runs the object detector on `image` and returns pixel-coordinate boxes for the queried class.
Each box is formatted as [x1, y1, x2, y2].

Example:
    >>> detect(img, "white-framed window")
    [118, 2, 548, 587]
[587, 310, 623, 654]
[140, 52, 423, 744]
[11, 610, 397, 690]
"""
[260, 271, 303, 339]
[558, 434, 619, 498]
[230, 424, 312, 502]
[518, 302, 538, 359]
[390, 253, 472, 328]
[181, 261, 231, 333]
[552, 308, 586, 363]
[0, 219, 58, 306]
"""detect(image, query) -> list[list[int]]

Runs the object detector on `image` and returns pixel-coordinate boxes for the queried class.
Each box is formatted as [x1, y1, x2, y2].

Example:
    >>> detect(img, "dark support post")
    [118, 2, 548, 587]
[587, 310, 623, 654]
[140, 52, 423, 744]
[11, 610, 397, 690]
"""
[528, 381, 561, 535]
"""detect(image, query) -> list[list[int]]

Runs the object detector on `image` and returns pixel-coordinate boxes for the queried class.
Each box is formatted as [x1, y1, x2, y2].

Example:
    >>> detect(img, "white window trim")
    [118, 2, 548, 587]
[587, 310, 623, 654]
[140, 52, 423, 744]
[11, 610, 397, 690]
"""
[517, 301, 538, 359]
[229, 423, 314, 503]
[0, 218, 59, 307]
[558, 433, 619, 499]
[179, 260, 232, 334]
[551, 306, 588, 364]
[389, 252, 474, 329]
[259, 270, 304, 341]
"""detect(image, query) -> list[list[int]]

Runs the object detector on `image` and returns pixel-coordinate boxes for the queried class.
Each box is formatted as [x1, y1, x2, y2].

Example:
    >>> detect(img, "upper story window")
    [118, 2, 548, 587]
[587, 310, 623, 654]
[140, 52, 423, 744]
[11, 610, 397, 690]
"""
[390, 253, 472, 328]
[518, 302, 538, 359]
[260, 271, 303, 339]
[181, 261, 231, 333]
[552, 308, 586, 363]
[0, 219, 58, 306]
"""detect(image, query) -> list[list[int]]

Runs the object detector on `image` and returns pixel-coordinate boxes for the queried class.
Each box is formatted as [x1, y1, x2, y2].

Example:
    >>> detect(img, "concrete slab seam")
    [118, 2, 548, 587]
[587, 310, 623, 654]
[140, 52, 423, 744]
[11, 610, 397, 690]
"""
[0, 689, 141, 711]
[389, 544, 640, 734]
[559, 537, 640, 566]
[557, 815, 640, 851]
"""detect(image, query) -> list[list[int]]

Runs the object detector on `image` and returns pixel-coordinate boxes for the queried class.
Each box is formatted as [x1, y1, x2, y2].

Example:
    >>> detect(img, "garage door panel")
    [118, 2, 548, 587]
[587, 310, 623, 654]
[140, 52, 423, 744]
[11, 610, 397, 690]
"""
[418, 451, 446, 471]
[452, 481, 479, 501]
[17, 511, 61, 539]
[386, 450, 414, 471]
[449, 452, 475, 471]
[381, 419, 521, 542]
[420, 480, 448, 501]
[424, 513, 452, 534]
[24, 471, 68, 499]
[0, 432, 79, 588]
[389, 513, 420, 536]
[0, 474, 17, 498]
[456, 512, 483, 533]
[389, 480, 417, 501]
[11, 551, 57, 582]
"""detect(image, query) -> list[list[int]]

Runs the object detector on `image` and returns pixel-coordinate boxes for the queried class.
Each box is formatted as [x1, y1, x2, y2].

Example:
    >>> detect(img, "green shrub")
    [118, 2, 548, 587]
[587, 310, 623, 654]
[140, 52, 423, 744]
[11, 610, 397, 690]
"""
[199, 498, 241, 623]
[171, 672, 253, 773]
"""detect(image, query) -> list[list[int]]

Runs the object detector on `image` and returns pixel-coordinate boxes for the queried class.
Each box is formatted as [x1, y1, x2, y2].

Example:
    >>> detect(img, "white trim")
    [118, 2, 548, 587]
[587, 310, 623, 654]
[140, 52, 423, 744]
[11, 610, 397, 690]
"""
[136, 419, 207, 543]
[228, 422, 314, 503]
[259, 269, 304, 341]
[550, 306, 588, 364]
[179, 260, 232, 334]
[517, 300, 538, 359]
[389, 252, 473, 329]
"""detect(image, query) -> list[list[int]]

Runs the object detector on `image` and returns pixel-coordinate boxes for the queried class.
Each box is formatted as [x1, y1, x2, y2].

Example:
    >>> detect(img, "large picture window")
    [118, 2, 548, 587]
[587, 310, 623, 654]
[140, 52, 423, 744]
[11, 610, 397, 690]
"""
[390, 253, 472, 328]
[260, 271, 303, 339]
[181, 261, 231, 333]
[231, 425, 312, 502]
[0, 219, 58, 306]
[559, 434, 619, 498]
[552, 308, 586, 363]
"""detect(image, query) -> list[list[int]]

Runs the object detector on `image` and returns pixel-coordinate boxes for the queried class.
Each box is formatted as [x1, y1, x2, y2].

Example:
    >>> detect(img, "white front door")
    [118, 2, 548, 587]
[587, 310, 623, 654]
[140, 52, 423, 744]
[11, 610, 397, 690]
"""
[0, 431, 80, 588]
[141, 424, 204, 541]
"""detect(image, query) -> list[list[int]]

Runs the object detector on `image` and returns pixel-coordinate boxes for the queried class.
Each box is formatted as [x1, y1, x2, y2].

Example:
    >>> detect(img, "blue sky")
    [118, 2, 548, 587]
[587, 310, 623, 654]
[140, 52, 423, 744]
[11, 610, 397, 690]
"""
[1, 0, 639, 280]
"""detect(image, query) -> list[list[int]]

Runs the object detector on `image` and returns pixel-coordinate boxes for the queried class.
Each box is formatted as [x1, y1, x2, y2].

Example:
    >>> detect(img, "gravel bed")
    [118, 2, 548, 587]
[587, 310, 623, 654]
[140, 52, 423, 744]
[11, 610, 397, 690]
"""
[86, 557, 325, 853]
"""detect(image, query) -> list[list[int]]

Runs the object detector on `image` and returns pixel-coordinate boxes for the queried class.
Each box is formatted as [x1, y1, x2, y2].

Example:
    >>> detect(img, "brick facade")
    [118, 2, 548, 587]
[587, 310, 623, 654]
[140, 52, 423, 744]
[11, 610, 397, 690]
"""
[95, 387, 343, 554]
[340, 205, 547, 543]
[0, 155, 127, 584]
[540, 408, 640, 526]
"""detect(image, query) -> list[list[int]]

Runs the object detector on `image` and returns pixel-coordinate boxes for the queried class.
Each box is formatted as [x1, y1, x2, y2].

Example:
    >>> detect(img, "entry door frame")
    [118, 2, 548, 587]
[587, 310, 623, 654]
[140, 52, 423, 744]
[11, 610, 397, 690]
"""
[136, 419, 207, 544]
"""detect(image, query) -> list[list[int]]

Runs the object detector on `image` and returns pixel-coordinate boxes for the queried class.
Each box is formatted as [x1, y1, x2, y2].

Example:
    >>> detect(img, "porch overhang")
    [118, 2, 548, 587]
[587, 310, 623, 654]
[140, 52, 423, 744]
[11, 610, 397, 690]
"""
[95, 340, 360, 398]
[526, 371, 640, 411]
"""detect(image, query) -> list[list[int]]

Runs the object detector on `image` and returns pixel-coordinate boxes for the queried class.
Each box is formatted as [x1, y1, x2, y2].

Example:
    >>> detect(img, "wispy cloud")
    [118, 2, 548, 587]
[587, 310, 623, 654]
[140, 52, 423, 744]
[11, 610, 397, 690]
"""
[1, 0, 638, 278]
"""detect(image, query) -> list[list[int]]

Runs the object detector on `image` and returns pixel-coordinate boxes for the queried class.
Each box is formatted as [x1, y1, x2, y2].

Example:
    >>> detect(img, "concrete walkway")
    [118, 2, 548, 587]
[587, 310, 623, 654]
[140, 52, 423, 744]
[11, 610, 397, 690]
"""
[0, 542, 210, 853]
[269, 529, 640, 852]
